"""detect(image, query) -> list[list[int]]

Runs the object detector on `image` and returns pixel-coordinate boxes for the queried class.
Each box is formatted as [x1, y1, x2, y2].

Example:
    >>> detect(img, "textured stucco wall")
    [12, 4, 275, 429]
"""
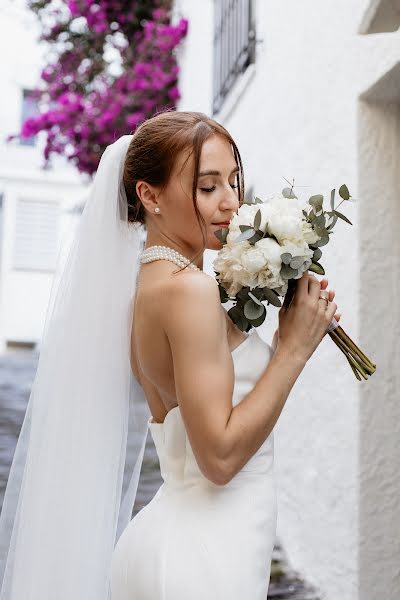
[175, 1, 399, 598]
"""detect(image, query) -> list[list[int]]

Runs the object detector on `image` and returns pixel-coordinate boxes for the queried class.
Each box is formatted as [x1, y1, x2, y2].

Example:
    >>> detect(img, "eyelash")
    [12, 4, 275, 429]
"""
[200, 184, 239, 193]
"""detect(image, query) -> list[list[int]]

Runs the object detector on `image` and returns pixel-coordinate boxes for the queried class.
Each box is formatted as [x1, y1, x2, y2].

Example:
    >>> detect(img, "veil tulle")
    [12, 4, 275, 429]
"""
[0, 135, 150, 599]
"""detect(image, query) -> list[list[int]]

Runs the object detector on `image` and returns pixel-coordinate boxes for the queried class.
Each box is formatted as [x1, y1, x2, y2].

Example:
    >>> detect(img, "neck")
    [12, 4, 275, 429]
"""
[144, 233, 204, 270]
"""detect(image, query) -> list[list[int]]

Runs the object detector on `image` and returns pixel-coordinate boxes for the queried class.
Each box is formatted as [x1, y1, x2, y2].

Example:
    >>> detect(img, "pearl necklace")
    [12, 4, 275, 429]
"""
[140, 245, 201, 271]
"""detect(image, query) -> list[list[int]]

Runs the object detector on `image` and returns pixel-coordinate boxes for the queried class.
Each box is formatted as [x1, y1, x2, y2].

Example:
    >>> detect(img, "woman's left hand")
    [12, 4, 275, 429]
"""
[270, 276, 341, 353]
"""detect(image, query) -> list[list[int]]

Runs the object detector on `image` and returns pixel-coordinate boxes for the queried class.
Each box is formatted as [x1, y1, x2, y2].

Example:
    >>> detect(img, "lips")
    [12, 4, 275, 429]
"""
[213, 222, 230, 227]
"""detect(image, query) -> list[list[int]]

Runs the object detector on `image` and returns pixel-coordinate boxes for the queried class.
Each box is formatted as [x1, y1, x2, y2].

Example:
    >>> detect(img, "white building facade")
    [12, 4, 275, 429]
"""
[174, 1, 400, 599]
[0, 1, 88, 353]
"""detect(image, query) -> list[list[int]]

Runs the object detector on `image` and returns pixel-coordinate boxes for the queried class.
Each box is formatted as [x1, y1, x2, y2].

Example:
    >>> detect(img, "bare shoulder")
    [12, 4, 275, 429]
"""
[162, 270, 224, 341]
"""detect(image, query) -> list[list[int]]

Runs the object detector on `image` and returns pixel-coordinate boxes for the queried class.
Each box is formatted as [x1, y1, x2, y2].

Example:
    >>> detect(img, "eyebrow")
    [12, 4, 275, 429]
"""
[198, 167, 239, 177]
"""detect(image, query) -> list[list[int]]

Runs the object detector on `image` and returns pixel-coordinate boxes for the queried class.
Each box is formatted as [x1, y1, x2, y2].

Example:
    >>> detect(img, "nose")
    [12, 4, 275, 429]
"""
[220, 185, 240, 213]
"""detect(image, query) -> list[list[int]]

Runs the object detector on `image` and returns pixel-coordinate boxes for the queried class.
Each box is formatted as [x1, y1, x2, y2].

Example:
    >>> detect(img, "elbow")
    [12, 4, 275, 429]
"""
[202, 457, 234, 487]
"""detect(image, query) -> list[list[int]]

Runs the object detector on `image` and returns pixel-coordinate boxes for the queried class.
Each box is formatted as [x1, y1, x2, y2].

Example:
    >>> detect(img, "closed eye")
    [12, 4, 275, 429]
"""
[200, 184, 239, 193]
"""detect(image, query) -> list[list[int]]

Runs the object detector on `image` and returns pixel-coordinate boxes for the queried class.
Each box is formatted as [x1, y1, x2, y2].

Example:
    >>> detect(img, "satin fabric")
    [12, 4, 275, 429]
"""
[111, 327, 278, 599]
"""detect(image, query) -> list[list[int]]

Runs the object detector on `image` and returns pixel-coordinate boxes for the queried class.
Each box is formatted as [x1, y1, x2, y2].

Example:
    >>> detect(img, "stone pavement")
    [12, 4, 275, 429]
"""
[0, 349, 320, 599]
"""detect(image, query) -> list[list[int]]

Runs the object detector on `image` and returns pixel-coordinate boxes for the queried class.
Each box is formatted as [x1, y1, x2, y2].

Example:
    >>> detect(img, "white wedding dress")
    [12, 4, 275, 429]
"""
[111, 327, 278, 600]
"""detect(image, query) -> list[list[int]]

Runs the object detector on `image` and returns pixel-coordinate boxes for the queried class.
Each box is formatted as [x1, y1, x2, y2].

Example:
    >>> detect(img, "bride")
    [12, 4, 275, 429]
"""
[0, 111, 339, 600]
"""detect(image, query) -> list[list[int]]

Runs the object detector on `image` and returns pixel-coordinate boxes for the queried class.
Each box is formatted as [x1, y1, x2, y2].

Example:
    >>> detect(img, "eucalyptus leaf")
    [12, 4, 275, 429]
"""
[282, 187, 297, 199]
[312, 247, 322, 262]
[326, 213, 338, 231]
[248, 310, 267, 327]
[281, 264, 298, 279]
[313, 235, 330, 247]
[248, 291, 263, 305]
[262, 287, 282, 307]
[214, 228, 228, 243]
[308, 261, 325, 275]
[290, 256, 305, 270]
[235, 228, 256, 242]
[314, 213, 326, 228]
[281, 252, 292, 265]
[309, 194, 324, 211]
[330, 188, 335, 211]
[218, 284, 229, 303]
[254, 196, 264, 204]
[237, 286, 250, 301]
[248, 287, 264, 301]
[244, 299, 265, 320]
[248, 230, 264, 244]
[252, 209, 261, 230]
[339, 184, 350, 201]
[333, 209, 353, 225]
[228, 306, 249, 331]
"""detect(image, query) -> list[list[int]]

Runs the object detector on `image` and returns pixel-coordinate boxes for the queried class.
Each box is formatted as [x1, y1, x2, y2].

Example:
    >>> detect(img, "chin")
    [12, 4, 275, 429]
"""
[205, 236, 224, 252]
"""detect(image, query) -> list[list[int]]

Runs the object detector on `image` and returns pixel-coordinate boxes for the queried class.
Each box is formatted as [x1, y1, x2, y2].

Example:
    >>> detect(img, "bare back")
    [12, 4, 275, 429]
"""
[130, 262, 248, 425]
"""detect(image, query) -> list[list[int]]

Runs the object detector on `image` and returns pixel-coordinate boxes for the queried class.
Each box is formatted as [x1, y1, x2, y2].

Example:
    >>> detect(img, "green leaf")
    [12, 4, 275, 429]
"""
[254, 196, 264, 204]
[308, 261, 325, 275]
[248, 230, 264, 244]
[218, 284, 229, 303]
[214, 228, 228, 243]
[333, 209, 352, 225]
[290, 256, 305, 270]
[281, 252, 292, 265]
[312, 247, 322, 262]
[244, 299, 265, 320]
[282, 187, 297, 199]
[254, 209, 261, 230]
[248, 291, 263, 305]
[234, 228, 256, 242]
[281, 264, 298, 279]
[262, 287, 282, 307]
[228, 306, 249, 331]
[313, 235, 330, 247]
[339, 184, 350, 201]
[239, 224, 253, 232]
[308, 194, 324, 211]
[330, 188, 335, 211]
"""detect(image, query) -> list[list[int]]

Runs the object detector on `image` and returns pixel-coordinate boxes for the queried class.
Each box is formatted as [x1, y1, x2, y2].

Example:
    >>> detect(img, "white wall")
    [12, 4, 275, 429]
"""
[0, 1, 88, 351]
[175, 1, 399, 599]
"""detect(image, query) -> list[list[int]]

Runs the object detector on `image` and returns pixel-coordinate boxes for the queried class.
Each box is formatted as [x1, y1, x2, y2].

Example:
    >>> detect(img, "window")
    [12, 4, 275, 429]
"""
[13, 198, 60, 271]
[20, 89, 38, 147]
[212, 0, 256, 115]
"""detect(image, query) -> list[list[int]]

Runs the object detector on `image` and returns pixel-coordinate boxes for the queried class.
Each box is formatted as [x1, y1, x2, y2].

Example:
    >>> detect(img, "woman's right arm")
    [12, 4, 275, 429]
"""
[163, 271, 336, 486]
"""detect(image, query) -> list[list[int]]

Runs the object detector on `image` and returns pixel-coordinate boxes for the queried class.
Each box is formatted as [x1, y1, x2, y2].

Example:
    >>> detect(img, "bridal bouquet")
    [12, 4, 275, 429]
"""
[212, 182, 376, 381]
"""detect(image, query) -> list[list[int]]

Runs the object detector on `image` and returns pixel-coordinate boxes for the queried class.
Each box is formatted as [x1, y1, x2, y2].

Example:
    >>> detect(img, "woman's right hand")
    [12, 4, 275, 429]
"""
[275, 272, 338, 363]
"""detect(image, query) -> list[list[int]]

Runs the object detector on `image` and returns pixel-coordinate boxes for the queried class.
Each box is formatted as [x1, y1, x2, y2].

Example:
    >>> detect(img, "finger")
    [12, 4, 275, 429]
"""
[328, 289, 335, 301]
[294, 271, 312, 303]
[308, 274, 321, 302]
[320, 277, 328, 290]
[334, 312, 341, 321]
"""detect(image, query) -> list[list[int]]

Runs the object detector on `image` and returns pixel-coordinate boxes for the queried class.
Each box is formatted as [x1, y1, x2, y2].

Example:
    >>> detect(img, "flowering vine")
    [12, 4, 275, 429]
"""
[14, 1, 188, 175]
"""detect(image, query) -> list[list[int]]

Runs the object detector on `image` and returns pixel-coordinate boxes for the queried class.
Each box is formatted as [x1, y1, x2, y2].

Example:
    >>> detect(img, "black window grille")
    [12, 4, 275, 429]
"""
[213, 0, 256, 115]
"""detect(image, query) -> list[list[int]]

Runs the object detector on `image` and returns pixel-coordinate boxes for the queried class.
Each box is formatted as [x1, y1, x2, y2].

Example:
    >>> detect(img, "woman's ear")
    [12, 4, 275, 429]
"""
[136, 180, 160, 214]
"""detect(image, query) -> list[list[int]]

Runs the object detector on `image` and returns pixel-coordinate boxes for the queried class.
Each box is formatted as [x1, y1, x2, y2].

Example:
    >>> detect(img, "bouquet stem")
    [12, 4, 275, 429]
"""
[282, 279, 376, 381]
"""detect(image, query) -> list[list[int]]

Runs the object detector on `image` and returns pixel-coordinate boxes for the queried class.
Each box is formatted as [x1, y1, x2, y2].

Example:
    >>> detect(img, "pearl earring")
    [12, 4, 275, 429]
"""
[154, 207, 161, 214]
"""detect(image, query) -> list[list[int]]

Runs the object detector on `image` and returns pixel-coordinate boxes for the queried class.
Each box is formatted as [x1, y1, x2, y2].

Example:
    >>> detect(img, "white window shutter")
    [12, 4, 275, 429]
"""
[13, 198, 60, 271]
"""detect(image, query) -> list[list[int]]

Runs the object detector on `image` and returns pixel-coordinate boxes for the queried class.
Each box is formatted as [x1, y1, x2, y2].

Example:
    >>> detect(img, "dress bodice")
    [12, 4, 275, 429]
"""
[148, 328, 275, 488]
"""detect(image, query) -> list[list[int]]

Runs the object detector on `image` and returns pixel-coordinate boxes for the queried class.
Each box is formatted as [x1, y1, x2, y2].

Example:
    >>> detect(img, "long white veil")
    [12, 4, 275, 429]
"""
[0, 134, 150, 599]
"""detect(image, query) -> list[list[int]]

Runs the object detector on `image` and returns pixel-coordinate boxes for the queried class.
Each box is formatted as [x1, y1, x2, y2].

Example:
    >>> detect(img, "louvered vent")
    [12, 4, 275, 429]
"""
[13, 198, 60, 271]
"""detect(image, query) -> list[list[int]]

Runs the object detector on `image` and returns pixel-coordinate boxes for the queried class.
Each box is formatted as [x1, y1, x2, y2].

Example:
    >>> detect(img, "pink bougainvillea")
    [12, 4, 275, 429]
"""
[14, 1, 188, 175]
